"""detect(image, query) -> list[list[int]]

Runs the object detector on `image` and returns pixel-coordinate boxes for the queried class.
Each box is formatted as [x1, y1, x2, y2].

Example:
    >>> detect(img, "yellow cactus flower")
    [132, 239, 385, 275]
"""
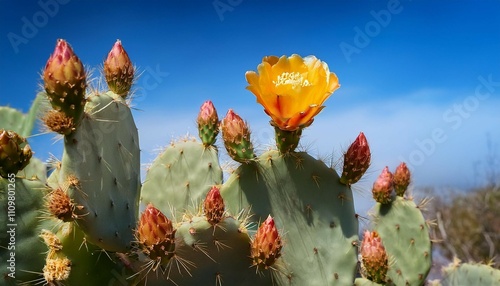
[245, 54, 340, 131]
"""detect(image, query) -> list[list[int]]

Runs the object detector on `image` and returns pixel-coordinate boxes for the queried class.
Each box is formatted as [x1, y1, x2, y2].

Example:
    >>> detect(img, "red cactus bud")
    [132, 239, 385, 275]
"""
[251, 215, 283, 269]
[360, 230, 388, 283]
[393, 162, 411, 196]
[197, 101, 219, 146]
[43, 39, 86, 123]
[221, 109, 254, 163]
[137, 204, 175, 262]
[340, 132, 371, 185]
[372, 166, 394, 204]
[0, 129, 32, 178]
[104, 40, 135, 97]
[204, 186, 225, 224]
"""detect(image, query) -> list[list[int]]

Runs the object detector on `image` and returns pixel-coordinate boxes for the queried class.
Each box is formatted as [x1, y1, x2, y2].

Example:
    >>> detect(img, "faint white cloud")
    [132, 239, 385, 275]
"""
[133, 87, 499, 216]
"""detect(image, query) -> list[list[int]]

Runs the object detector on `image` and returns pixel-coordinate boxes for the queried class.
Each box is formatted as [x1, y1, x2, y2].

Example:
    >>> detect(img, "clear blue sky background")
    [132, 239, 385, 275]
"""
[1, 0, 499, 201]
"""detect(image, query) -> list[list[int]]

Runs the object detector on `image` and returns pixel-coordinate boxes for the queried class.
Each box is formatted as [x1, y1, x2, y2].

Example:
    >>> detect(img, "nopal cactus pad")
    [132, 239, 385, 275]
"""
[371, 196, 432, 286]
[441, 259, 500, 286]
[142, 215, 273, 285]
[40, 222, 121, 285]
[140, 139, 222, 219]
[221, 150, 359, 286]
[57, 91, 141, 252]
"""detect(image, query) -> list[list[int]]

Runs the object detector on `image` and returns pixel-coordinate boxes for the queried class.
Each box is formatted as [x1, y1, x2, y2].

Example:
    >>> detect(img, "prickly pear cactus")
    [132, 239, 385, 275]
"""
[221, 150, 359, 285]
[371, 196, 432, 286]
[40, 222, 122, 285]
[0, 40, 440, 286]
[441, 258, 500, 286]
[166, 215, 272, 285]
[56, 91, 141, 252]
[140, 138, 223, 219]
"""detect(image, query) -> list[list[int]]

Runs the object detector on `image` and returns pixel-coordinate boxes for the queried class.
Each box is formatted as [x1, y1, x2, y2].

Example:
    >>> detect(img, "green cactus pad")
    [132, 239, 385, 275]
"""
[0, 177, 48, 285]
[142, 215, 273, 285]
[221, 150, 359, 286]
[140, 139, 223, 219]
[58, 91, 141, 252]
[371, 196, 432, 286]
[441, 260, 500, 286]
[41, 222, 122, 285]
[0, 92, 43, 138]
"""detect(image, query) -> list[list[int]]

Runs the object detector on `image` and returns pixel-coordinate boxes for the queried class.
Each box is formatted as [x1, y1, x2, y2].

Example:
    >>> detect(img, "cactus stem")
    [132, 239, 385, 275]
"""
[273, 124, 302, 154]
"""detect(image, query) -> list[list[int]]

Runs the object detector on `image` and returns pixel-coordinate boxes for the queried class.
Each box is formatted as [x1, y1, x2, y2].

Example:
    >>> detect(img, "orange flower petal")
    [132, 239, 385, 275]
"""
[246, 54, 339, 131]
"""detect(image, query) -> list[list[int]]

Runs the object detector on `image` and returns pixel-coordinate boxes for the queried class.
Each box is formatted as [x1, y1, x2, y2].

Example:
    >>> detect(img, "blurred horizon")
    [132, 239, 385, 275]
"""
[1, 0, 499, 204]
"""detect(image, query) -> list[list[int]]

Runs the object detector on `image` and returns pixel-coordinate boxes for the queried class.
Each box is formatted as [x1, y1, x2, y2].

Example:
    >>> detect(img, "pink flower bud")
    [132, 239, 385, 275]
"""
[360, 230, 388, 283]
[372, 166, 394, 204]
[197, 101, 219, 146]
[104, 40, 134, 97]
[43, 39, 86, 121]
[204, 186, 225, 224]
[251, 215, 283, 269]
[340, 132, 371, 186]
[221, 109, 254, 163]
[137, 204, 175, 262]
[393, 162, 411, 196]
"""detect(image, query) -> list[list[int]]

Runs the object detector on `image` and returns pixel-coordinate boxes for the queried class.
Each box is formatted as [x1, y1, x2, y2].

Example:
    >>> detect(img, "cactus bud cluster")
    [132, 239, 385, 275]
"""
[372, 162, 412, 204]
[43, 39, 86, 125]
[204, 186, 225, 225]
[0, 129, 32, 178]
[104, 40, 135, 97]
[251, 215, 283, 270]
[340, 132, 371, 185]
[360, 230, 388, 283]
[197, 100, 219, 147]
[221, 109, 254, 163]
[137, 204, 176, 263]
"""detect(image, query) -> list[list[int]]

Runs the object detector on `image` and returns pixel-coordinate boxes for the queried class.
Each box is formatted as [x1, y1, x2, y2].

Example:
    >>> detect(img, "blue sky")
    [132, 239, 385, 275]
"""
[1, 0, 500, 204]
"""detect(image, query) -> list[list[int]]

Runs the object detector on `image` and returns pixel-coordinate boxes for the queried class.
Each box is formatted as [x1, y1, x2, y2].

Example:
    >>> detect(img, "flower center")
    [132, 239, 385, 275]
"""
[273, 72, 311, 88]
